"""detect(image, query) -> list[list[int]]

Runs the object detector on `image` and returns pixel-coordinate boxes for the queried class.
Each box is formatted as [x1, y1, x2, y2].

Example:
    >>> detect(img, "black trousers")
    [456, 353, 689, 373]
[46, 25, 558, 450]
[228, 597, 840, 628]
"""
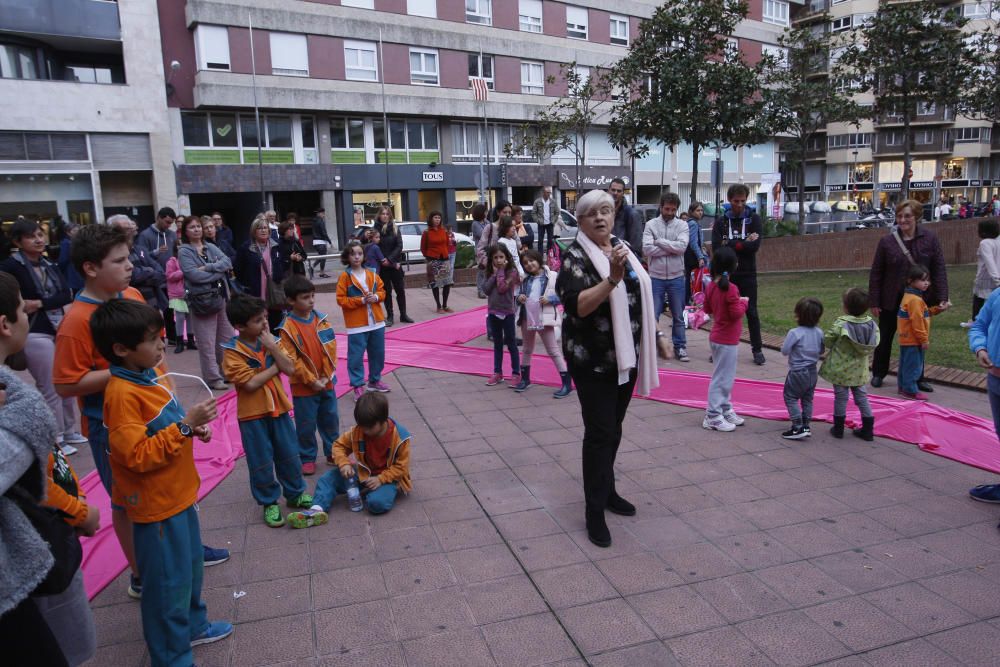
[538, 224, 555, 256]
[380, 265, 407, 317]
[973, 295, 986, 321]
[729, 274, 762, 352]
[164, 306, 177, 342]
[0, 596, 70, 667]
[571, 366, 637, 513]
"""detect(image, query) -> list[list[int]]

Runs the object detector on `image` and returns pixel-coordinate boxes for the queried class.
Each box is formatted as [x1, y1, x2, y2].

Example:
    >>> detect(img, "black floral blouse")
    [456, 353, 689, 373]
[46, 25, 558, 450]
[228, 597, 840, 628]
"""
[555, 238, 643, 375]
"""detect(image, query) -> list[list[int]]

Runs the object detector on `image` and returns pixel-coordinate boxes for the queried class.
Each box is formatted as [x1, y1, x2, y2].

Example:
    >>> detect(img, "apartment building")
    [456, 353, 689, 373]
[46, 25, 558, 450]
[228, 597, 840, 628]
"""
[159, 0, 791, 244]
[0, 0, 176, 228]
[792, 0, 997, 209]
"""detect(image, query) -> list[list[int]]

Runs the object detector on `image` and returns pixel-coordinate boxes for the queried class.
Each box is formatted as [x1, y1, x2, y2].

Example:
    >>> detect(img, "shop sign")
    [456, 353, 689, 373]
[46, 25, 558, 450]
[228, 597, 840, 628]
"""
[828, 184, 847, 192]
[942, 179, 969, 188]
[911, 181, 935, 189]
[804, 185, 822, 193]
[422, 171, 444, 182]
[880, 183, 901, 191]
[970, 179, 982, 187]
[983, 179, 993, 186]
[558, 171, 630, 189]
[855, 183, 874, 191]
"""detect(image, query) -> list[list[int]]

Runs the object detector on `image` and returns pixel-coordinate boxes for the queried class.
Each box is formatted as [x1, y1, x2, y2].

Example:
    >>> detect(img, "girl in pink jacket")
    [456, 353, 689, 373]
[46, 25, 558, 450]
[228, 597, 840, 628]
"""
[165, 245, 194, 354]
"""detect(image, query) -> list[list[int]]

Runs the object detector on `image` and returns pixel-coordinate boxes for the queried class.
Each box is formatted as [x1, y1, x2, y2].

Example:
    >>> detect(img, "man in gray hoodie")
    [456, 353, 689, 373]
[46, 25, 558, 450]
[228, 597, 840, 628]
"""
[642, 192, 690, 361]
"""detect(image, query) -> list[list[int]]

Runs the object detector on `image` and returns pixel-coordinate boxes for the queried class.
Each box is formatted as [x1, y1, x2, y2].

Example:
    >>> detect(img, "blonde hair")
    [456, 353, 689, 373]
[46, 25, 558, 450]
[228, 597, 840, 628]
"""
[250, 215, 270, 240]
[896, 199, 923, 222]
[575, 189, 615, 222]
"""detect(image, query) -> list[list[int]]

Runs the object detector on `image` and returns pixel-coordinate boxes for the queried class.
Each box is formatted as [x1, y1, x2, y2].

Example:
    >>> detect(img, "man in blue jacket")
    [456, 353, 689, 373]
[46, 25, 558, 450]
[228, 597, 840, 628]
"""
[134, 207, 177, 341]
[968, 288, 1000, 508]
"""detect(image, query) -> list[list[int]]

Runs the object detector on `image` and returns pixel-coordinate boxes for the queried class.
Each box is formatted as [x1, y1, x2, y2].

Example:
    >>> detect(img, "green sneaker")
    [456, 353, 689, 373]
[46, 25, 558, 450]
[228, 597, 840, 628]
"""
[263, 504, 284, 528]
[288, 493, 314, 509]
[287, 509, 329, 529]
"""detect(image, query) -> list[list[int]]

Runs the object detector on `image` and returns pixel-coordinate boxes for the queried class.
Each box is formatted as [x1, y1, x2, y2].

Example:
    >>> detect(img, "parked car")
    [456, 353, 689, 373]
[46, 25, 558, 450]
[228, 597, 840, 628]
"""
[518, 207, 578, 240]
[350, 222, 473, 264]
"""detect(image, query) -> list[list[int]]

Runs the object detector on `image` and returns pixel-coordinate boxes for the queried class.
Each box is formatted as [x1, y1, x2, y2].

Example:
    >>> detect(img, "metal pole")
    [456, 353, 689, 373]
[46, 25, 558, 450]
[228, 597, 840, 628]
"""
[378, 29, 392, 216]
[483, 88, 491, 205]
[248, 13, 266, 213]
[477, 41, 487, 204]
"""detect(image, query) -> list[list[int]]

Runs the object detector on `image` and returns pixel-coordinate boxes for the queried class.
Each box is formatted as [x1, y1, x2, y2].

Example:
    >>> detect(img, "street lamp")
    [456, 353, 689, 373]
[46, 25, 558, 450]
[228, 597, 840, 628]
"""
[852, 150, 859, 204]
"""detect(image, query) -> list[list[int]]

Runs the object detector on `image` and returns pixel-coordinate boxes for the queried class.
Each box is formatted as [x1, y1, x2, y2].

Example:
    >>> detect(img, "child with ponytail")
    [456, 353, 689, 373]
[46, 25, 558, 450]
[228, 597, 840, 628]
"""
[702, 246, 749, 432]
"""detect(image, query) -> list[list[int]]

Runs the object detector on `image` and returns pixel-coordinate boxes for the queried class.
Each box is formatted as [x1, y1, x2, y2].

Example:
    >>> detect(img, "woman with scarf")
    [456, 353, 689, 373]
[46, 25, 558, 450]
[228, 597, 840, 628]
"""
[556, 189, 658, 549]
[235, 215, 286, 332]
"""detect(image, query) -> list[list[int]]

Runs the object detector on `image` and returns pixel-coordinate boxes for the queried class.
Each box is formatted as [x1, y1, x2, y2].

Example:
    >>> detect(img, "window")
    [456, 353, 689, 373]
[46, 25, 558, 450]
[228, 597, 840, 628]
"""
[210, 113, 239, 148]
[0, 132, 87, 161]
[566, 6, 589, 40]
[855, 13, 874, 26]
[964, 1, 991, 18]
[521, 60, 544, 94]
[828, 135, 848, 149]
[831, 16, 852, 32]
[342, 0, 374, 7]
[181, 113, 211, 147]
[409, 48, 439, 85]
[0, 44, 39, 80]
[571, 65, 590, 93]
[954, 127, 985, 142]
[373, 119, 406, 150]
[762, 44, 788, 68]
[301, 117, 316, 148]
[468, 53, 495, 90]
[241, 115, 292, 148]
[610, 15, 629, 45]
[726, 38, 739, 58]
[194, 25, 230, 71]
[883, 131, 904, 146]
[763, 0, 789, 26]
[345, 40, 378, 81]
[65, 65, 115, 84]
[917, 101, 936, 116]
[330, 118, 365, 149]
[848, 133, 872, 147]
[407, 121, 439, 150]
[452, 123, 482, 158]
[466, 0, 492, 25]
[407, 0, 436, 17]
[519, 0, 543, 32]
[270, 32, 308, 77]
[915, 130, 934, 145]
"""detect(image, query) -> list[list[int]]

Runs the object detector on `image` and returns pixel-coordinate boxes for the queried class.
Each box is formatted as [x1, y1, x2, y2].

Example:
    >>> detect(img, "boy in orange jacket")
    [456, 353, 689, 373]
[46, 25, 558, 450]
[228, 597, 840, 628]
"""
[897, 264, 950, 400]
[336, 240, 389, 401]
[277, 275, 340, 476]
[91, 299, 232, 667]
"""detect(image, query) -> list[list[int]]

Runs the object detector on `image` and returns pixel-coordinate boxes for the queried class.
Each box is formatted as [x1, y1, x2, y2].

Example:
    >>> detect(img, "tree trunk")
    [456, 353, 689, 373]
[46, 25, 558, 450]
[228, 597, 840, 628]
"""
[902, 106, 912, 200]
[690, 142, 700, 204]
[798, 142, 808, 235]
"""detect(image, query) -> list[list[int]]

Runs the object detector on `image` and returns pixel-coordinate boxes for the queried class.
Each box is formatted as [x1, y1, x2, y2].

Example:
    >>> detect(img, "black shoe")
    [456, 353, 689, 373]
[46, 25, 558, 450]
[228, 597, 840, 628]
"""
[917, 381, 934, 393]
[830, 415, 845, 439]
[385, 315, 394, 327]
[852, 416, 875, 442]
[187, 338, 197, 351]
[586, 510, 611, 548]
[399, 314, 414, 323]
[515, 338, 523, 346]
[174, 342, 185, 354]
[606, 493, 636, 517]
[870, 376, 883, 388]
[753, 350, 766, 365]
[782, 425, 808, 440]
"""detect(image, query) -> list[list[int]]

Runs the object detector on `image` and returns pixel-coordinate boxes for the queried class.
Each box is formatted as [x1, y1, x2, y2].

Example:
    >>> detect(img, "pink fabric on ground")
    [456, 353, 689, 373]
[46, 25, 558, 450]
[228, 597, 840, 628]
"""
[384, 305, 489, 345]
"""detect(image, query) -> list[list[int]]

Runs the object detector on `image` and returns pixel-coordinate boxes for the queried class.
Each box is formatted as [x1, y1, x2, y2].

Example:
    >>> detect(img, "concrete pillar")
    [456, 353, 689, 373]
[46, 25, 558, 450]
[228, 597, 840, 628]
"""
[404, 189, 419, 221]
[443, 188, 457, 227]
[339, 190, 354, 245]
[322, 189, 341, 248]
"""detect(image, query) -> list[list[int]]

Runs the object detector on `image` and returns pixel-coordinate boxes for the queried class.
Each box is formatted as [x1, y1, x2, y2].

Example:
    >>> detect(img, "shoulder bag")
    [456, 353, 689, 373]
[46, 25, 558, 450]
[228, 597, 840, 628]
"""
[6, 484, 81, 596]
[260, 254, 286, 310]
[182, 246, 226, 316]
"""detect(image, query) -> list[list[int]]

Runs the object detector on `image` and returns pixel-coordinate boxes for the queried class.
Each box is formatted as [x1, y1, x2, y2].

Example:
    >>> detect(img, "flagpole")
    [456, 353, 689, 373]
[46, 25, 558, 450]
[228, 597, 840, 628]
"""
[378, 29, 392, 215]
[479, 41, 491, 206]
[248, 12, 266, 212]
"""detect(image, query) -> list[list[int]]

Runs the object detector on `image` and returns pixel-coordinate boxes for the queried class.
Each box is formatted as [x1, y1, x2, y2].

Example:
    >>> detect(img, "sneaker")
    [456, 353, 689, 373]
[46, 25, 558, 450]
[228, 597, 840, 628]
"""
[208, 381, 229, 391]
[62, 431, 89, 445]
[675, 348, 690, 362]
[263, 504, 285, 527]
[782, 425, 809, 440]
[127, 574, 142, 600]
[960, 320, 974, 328]
[191, 621, 234, 647]
[485, 373, 502, 386]
[288, 493, 314, 509]
[367, 380, 391, 393]
[898, 390, 928, 401]
[352, 386, 366, 401]
[287, 509, 329, 529]
[203, 545, 230, 567]
[917, 381, 935, 393]
[752, 351, 766, 365]
[509, 374, 521, 387]
[722, 410, 745, 426]
[802, 424, 812, 437]
[59, 444, 79, 456]
[302, 462, 316, 476]
[703, 415, 736, 432]
[969, 484, 1000, 503]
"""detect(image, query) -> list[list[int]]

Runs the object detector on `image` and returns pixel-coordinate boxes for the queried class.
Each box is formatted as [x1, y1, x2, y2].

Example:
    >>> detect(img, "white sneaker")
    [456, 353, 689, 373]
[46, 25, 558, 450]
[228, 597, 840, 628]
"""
[703, 415, 736, 432]
[60, 444, 79, 456]
[722, 410, 745, 426]
[62, 431, 89, 445]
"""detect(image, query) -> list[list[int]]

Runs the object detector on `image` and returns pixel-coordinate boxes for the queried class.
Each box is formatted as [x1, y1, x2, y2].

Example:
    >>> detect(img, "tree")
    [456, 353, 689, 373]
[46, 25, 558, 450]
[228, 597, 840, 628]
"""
[966, 19, 1000, 123]
[505, 63, 613, 204]
[608, 0, 774, 204]
[764, 21, 864, 234]
[836, 0, 978, 199]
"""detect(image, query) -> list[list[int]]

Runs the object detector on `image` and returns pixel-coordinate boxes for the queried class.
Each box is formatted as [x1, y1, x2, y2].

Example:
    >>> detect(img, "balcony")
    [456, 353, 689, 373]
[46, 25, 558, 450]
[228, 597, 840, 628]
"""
[794, 0, 830, 24]
[876, 105, 955, 127]
[0, 0, 120, 42]
[873, 130, 954, 156]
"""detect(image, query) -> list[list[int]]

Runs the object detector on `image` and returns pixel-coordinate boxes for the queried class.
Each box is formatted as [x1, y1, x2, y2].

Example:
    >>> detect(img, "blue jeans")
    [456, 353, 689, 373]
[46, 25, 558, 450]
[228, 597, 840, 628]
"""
[347, 327, 386, 387]
[292, 389, 340, 463]
[133, 505, 208, 667]
[652, 276, 687, 350]
[238, 414, 306, 505]
[989, 374, 1000, 442]
[488, 314, 520, 374]
[313, 467, 398, 514]
[898, 345, 925, 394]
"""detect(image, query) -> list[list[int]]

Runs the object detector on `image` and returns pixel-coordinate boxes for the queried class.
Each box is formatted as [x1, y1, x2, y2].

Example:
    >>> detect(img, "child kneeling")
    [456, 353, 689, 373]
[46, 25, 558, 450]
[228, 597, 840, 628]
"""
[289, 392, 411, 526]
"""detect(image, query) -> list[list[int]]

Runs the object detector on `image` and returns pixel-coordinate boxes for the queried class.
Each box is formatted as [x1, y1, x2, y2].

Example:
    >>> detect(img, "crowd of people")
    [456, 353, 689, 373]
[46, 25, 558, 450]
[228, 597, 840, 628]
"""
[3, 179, 1000, 666]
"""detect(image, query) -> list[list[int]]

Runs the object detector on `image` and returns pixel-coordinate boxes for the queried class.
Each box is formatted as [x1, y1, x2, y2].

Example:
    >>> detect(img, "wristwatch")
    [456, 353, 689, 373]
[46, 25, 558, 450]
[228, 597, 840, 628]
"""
[177, 422, 193, 438]
[606, 276, 620, 288]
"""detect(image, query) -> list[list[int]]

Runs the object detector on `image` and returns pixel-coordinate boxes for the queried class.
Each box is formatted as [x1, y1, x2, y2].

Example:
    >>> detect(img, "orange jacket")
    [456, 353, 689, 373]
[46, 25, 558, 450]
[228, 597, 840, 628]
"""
[897, 289, 944, 347]
[221, 336, 293, 421]
[277, 310, 337, 395]
[104, 366, 199, 523]
[336, 269, 386, 331]
[332, 419, 412, 492]
[420, 226, 450, 260]
[44, 446, 88, 528]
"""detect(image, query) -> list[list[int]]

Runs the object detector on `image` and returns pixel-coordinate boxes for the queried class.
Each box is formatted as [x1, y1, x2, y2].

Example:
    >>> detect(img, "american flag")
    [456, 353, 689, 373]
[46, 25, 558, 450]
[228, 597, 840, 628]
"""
[471, 77, 489, 102]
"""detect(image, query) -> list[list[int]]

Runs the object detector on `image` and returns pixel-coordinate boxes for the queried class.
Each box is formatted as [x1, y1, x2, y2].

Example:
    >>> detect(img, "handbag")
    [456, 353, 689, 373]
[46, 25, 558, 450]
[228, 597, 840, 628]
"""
[261, 260, 285, 310]
[187, 283, 225, 316]
[6, 484, 82, 596]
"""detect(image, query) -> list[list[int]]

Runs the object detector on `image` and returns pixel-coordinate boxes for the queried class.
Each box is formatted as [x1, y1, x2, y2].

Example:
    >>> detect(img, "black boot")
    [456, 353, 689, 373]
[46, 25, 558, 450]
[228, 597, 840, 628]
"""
[399, 313, 414, 323]
[512, 366, 531, 392]
[187, 336, 197, 351]
[174, 340, 185, 354]
[852, 416, 875, 442]
[553, 371, 573, 399]
[830, 415, 845, 439]
[606, 492, 636, 517]
[385, 310, 394, 327]
[585, 509, 611, 548]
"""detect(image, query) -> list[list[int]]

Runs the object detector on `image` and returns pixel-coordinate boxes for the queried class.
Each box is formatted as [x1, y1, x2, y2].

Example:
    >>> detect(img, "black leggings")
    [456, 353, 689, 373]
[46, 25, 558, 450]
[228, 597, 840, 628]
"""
[380, 266, 407, 317]
[432, 286, 451, 309]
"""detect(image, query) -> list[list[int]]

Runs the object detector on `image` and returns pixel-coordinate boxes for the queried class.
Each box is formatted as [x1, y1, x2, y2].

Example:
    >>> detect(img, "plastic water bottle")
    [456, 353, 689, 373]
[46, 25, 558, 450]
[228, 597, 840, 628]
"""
[346, 473, 364, 512]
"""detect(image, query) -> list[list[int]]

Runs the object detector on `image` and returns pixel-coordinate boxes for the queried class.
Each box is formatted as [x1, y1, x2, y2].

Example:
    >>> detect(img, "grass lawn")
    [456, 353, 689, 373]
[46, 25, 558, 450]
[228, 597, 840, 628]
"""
[756, 264, 979, 373]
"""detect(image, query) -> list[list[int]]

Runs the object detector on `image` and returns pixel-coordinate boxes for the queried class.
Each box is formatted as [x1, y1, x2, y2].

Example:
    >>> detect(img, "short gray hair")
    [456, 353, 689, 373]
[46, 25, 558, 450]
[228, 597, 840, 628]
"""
[575, 189, 614, 222]
[106, 214, 132, 227]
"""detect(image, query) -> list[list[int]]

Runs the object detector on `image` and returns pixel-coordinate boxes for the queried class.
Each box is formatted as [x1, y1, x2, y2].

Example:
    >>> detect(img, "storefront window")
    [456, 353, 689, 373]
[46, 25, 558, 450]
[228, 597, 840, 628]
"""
[352, 192, 403, 225]
[455, 189, 495, 225]
[942, 159, 964, 179]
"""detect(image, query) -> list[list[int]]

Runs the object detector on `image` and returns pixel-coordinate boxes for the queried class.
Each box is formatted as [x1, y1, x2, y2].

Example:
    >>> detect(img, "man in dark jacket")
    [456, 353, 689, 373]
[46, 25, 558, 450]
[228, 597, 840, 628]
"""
[311, 208, 333, 278]
[375, 216, 412, 326]
[608, 178, 644, 256]
[211, 211, 234, 248]
[109, 214, 166, 311]
[712, 184, 766, 365]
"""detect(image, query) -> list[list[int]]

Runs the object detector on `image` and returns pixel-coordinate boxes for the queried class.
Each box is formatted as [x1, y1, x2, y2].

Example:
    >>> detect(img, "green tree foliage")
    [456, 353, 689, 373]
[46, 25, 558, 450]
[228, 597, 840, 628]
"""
[608, 0, 774, 203]
[836, 0, 978, 198]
